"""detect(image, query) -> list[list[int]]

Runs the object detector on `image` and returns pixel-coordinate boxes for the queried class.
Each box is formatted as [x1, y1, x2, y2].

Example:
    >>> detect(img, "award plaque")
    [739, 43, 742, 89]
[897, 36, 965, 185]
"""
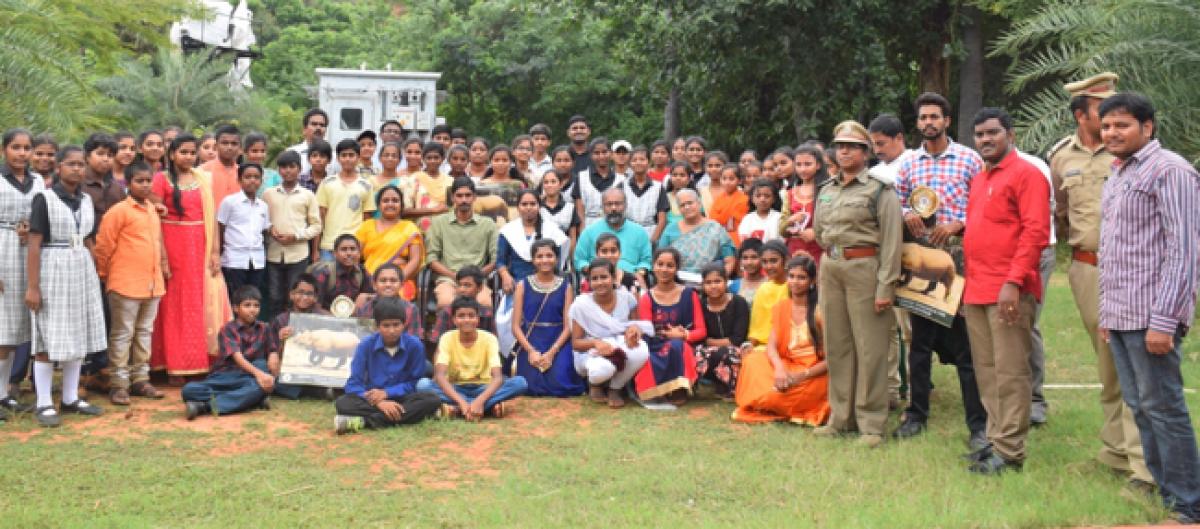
[329, 295, 356, 319]
[909, 187, 940, 225]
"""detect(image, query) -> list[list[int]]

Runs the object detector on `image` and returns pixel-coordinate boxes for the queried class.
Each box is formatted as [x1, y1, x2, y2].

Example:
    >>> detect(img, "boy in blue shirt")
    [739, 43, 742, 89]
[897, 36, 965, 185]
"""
[334, 297, 441, 434]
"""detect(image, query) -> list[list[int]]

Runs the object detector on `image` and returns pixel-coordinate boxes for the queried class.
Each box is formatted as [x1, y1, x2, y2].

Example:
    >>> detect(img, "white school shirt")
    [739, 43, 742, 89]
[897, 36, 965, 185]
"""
[737, 210, 782, 243]
[217, 192, 272, 269]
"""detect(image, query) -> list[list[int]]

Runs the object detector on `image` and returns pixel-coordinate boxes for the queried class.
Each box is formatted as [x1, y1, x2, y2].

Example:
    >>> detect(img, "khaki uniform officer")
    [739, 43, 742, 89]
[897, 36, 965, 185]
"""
[812, 121, 903, 447]
[1050, 72, 1153, 486]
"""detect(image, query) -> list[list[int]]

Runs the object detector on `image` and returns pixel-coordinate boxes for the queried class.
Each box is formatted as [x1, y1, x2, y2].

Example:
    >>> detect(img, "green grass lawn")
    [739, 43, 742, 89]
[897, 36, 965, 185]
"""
[2, 275, 1198, 528]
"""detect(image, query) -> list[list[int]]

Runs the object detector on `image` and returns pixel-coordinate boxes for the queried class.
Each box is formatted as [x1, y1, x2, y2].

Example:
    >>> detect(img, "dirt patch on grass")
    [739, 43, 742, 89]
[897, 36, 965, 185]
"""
[2, 391, 600, 491]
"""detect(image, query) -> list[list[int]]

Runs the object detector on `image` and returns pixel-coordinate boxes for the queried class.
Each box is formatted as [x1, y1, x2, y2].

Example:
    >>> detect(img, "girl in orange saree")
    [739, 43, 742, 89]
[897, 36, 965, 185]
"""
[732, 252, 830, 425]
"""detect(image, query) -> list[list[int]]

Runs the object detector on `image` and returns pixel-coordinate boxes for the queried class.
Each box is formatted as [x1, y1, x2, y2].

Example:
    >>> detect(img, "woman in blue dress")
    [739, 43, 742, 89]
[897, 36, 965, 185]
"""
[512, 239, 584, 397]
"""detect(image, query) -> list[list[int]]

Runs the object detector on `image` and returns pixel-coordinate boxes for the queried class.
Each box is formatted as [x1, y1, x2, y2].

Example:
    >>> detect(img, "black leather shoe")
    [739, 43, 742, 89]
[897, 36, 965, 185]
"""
[968, 430, 989, 452]
[1030, 404, 1047, 427]
[34, 406, 61, 428]
[892, 419, 927, 439]
[61, 399, 103, 416]
[0, 396, 33, 413]
[963, 443, 993, 463]
[184, 401, 208, 421]
[968, 453, 1022, 475]
[258, 396, 272, 411]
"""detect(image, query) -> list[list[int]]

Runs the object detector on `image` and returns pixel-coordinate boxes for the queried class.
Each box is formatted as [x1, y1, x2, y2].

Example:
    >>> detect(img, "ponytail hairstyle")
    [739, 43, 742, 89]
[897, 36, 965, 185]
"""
[485, 144, 526, 185]
[785, 252, 821, 352]
[133, 129, 162, 167]
[793, 144, 830, 188]
[166, 133, 198, 217]
[516, 189, 544, 240]
[530, 238, 561, 275]
[664, 161, 693, 192]
[550, 145, 572, 176]
[651, 246, 683, 284]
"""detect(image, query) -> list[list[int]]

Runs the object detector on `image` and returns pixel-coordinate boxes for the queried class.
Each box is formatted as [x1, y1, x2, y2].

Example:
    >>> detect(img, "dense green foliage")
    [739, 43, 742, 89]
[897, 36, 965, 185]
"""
[992, 0, 1200, 163]
[1, 0, 1196, 167]
[0, 0, 196, 138]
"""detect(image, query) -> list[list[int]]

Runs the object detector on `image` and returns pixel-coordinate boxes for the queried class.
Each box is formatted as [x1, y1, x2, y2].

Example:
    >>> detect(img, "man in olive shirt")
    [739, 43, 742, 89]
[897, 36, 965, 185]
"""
[426, 177, 497, 309]
[1050, 72, 1153, 490]
[812, 121, 903, 448]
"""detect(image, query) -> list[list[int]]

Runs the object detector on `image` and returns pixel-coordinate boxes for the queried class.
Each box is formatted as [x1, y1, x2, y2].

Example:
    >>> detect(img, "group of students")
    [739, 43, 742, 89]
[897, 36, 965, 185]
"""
[1, 80, 1199, 522]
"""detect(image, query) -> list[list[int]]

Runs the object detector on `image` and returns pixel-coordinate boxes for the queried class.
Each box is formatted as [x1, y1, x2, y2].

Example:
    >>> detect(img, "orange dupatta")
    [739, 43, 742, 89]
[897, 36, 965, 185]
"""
[196, 169, 233, 357]
[709, 189, 749, 244]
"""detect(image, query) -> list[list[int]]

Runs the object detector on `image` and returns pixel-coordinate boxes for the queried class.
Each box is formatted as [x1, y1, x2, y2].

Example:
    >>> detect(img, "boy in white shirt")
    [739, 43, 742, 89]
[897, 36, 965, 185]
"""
[218, 163, 272, 304]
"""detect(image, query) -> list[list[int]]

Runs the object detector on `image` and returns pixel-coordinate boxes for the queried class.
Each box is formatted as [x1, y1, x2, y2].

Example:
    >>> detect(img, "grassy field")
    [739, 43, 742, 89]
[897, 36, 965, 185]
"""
[2, 275, 1198, 528]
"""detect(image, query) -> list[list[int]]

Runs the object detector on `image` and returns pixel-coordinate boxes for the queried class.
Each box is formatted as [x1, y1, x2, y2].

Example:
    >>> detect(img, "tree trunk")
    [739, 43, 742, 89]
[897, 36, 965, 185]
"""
[918, 0, 953, 96]
[664, 85, 681, 141]
[957, 5, 984, 148]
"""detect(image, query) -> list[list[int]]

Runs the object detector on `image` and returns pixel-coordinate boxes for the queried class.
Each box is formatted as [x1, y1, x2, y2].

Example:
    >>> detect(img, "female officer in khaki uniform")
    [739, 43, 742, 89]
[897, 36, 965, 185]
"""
[812, 120, 902, 447]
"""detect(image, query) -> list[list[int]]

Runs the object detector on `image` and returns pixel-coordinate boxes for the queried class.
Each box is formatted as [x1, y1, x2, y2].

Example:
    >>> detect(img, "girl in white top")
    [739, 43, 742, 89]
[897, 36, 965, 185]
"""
[738, 179, 782, 243]
[569, 258, 651, 409]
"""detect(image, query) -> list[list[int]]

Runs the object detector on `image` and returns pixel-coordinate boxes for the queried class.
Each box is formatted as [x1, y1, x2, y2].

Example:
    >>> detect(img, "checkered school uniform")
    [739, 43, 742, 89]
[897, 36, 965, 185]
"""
[33, 190, 106, 361]
[0, 174, 44, 345]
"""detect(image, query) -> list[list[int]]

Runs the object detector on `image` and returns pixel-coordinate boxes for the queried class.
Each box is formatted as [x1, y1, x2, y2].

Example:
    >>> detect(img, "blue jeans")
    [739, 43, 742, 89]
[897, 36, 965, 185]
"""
[1109, 329, 1200, 521]
[181, 359, 270, 415]
[416, 376, 527, 410]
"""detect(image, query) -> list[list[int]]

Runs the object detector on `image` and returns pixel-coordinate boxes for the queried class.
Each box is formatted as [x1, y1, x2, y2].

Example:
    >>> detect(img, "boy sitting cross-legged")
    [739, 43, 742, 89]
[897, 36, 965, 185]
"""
[418, 296, 527, 421]
[334, 297, 442, 434]
[182, 286, 278, 419]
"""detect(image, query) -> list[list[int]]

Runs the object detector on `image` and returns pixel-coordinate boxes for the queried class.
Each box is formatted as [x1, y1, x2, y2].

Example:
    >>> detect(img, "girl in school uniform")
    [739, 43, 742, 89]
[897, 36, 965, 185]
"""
[24, 146, 107, 427]
[0, 129, 45, 417]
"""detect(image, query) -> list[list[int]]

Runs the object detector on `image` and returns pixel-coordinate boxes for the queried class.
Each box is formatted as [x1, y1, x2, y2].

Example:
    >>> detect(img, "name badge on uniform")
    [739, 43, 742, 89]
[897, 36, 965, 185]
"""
[818, 195, 833, 204]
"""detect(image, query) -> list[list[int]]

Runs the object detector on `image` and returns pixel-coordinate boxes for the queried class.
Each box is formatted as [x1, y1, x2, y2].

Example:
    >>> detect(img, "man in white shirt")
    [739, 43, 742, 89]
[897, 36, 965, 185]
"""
[1016, 148, 1056, 426]
[287, 108, 330, 173]
[868, 113, 914, 411]
[868, 114, 914, 184]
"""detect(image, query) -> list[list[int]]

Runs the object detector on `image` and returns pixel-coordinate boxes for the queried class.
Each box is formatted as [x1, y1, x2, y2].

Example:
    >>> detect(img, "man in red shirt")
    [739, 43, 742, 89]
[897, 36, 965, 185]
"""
[961, 108, 1050, 474]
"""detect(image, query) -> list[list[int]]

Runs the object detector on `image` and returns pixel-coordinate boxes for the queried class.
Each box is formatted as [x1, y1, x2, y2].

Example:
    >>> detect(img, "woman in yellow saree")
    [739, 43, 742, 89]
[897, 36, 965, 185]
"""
[733, 252, 830, 425]
[356, 185, 423, 301]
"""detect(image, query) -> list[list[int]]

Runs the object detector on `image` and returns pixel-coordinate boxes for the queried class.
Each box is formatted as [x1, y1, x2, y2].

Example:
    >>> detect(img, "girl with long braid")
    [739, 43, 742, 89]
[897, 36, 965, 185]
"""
[150, 134, 231, 383]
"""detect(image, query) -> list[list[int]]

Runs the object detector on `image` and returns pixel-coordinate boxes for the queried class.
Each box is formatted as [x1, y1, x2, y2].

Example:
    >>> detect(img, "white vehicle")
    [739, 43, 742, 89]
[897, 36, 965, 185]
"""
[316, 68, 442, 143]
[170, 0, 258, 88]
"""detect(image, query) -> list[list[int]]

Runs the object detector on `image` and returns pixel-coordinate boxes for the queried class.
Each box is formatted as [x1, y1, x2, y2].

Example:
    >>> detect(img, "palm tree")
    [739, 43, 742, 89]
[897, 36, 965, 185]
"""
[96, 49, 271, 134]
[0, 0, 197, 138]
[991, 0, 1200, 165]
[0, 22, 103, 135]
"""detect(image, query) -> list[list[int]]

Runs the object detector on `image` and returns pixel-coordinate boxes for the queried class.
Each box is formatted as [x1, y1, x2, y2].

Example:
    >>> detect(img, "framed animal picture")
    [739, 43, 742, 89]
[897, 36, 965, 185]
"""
[278, 313, 376, 388]
[895, 242, 965, 327]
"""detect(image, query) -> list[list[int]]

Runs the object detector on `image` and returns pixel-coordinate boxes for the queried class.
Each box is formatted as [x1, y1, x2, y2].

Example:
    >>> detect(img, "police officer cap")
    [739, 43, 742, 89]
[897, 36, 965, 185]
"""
[1064, 72, 1119, 99]
[831, 120, 871, 148]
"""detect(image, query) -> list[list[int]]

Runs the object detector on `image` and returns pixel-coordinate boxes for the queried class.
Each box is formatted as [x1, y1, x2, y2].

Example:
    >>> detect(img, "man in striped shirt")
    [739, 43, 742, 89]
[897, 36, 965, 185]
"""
[1098, 92, 1200, 525]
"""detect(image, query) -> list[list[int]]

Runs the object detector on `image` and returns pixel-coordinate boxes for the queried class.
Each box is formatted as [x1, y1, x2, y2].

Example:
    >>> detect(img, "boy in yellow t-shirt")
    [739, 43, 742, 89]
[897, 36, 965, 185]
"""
[418, 297, 527, 420]
[316, 139, 376, 261]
